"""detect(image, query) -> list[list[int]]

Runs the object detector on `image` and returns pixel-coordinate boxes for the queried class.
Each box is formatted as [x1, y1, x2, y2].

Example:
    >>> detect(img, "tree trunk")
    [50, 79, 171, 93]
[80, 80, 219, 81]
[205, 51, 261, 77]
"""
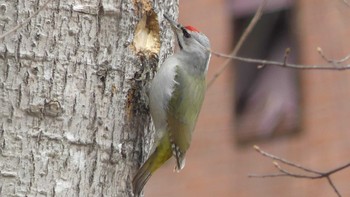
[0, 0, 177, 196]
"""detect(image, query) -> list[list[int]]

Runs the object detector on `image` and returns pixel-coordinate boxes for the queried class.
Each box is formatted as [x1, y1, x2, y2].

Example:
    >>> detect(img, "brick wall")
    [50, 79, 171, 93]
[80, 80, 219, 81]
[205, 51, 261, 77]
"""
[145, 0, 350, 196]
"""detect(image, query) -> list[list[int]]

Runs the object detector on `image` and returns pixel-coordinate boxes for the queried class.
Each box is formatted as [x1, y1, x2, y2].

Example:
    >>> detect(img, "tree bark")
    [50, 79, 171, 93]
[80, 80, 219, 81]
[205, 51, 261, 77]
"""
[0, 0, 177, 196]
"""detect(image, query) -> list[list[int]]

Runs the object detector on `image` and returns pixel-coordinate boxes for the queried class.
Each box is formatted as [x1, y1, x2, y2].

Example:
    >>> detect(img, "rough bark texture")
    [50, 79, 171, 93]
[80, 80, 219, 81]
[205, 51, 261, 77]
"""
[0, 0, 178, 196]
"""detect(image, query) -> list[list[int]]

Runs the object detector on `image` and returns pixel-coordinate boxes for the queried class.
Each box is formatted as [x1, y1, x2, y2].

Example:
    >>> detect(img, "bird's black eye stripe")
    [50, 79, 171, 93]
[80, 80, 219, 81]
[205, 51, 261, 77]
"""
[182, 28, 191, 38]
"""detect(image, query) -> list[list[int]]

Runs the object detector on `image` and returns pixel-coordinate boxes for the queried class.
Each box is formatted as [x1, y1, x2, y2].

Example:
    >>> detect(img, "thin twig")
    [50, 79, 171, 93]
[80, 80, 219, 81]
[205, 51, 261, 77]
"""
[325, 162, 350, 175]
[327, 177, 342, 197]
[206, 0, 268, 88]
[272, 161, 319, 179]
[250, 146, 350, 197]
[248, 173, 289, 178]
[210, 50, 350, 70]
[0, 0, 53, 40]
[317, 47, 350, 64]
[283, 48, 290, 65]
[343, 0, 350, 7]
[253, 145, 322, 175]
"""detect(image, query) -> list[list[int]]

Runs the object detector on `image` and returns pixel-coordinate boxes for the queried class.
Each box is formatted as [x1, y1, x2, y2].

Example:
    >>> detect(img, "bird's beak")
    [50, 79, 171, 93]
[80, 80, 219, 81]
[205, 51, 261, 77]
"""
[163, 14, 184, 49]
[163, 14, 182, 31]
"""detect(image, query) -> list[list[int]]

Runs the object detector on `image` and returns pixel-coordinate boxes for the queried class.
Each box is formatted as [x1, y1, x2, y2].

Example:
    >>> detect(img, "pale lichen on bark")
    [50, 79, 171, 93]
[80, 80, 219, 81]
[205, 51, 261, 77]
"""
[0, 0, 178, 196]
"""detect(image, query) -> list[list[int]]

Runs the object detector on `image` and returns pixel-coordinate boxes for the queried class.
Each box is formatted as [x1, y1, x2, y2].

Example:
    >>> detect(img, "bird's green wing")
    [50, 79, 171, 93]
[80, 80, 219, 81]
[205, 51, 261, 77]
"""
[167, 66, 206, 170]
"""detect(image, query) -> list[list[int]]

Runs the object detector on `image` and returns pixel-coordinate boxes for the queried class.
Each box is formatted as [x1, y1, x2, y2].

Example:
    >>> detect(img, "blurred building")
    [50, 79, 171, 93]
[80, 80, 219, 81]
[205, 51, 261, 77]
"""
[146, 0, 350, 196]
[231, 0, 300, 143]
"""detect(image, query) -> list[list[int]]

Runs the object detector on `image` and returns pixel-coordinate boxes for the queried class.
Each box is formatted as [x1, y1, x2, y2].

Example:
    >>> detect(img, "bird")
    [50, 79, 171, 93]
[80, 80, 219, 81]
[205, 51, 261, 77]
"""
[132, 14, 211, 196]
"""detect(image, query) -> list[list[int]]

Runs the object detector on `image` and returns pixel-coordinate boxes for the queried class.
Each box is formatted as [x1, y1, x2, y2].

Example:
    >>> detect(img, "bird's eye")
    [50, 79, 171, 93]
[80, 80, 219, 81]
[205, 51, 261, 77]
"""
[182, 28, 191, 38]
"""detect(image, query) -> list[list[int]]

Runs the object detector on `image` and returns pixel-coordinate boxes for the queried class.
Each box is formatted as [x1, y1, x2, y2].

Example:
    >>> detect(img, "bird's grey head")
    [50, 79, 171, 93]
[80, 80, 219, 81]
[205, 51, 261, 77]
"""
[164, 14, 211, 73]
[164, 14, 210, 51]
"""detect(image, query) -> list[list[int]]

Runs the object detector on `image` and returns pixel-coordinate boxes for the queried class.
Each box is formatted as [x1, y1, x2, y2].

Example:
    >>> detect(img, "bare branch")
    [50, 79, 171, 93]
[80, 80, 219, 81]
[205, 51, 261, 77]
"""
[343, 0, 350, 7]
[272, 161, 319, 179]
[283, 48, 290, 65]
[250, 146, 350, 197]
[206, 1, 350, 88]
[253, 145, 322, 175]
[248, 173, 289, 178]
[327, 177, 342, 197]
[325, 162, 350, 175]
[206, 0, 268, 88]
[210, 50, 350, 71]
[317, 47, 350, 64]
[0, 0, 53, 40]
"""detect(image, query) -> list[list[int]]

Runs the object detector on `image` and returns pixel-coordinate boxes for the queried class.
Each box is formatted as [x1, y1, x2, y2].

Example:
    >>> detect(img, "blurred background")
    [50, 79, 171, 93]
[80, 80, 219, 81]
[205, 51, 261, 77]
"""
[146, 0, 350, 196]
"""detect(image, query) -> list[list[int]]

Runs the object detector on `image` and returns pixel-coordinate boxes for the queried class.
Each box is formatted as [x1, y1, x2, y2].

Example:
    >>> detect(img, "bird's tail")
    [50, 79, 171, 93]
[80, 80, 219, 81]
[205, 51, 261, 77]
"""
[132, 139, 172, 196]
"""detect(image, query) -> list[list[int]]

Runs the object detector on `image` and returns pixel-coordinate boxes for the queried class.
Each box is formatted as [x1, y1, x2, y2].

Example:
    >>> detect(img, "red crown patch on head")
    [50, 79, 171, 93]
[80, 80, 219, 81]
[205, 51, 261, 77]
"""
[185, 26, 199, 32]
